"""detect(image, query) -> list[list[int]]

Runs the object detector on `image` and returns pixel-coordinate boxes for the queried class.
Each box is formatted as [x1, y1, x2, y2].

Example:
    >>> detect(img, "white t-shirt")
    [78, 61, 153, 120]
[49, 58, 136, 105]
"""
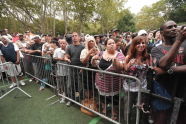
[42, 42, 50, 53]
[53, 48, 68, 76]
[80, 49, 88, 60]
[16, 40, 27, 48]
[53, 48, 65, 58]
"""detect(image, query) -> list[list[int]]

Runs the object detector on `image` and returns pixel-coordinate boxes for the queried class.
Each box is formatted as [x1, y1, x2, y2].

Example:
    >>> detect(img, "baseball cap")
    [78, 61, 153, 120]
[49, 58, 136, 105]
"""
[138, 30, 147, 36]
[32, 35, 41, 40]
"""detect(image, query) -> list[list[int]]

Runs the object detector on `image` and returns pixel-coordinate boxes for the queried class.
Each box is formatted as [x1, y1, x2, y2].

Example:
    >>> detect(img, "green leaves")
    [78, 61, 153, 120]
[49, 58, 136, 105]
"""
[117, 9, 135, 32]
[135, 0, 168, 31]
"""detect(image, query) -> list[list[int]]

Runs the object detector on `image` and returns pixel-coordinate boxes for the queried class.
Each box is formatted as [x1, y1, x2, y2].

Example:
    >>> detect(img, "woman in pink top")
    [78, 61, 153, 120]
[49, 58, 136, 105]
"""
[91, 38, 125, 120]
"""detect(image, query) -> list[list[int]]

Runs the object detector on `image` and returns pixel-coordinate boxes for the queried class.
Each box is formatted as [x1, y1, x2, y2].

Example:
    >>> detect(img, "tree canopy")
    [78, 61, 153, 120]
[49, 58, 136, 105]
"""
[0, 0, 185, 35]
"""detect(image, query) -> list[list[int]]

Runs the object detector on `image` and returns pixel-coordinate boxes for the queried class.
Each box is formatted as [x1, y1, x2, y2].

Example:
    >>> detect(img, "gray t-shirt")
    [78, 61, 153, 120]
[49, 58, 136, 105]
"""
[66, 44, 84, 66]
[151, 42, 186, 101]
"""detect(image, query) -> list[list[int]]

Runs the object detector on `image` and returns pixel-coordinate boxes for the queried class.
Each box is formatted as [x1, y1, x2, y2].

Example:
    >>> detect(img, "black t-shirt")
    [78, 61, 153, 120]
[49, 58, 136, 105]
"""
[66, 44, 84, 66]
[29, 43, 43, 56]
[151, 42, 186, 101]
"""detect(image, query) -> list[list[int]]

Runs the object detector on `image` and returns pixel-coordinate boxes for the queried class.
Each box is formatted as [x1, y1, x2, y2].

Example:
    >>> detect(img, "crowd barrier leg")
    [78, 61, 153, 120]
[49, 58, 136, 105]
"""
[0, 62, 31, 100]
[170, 97, 183, 124]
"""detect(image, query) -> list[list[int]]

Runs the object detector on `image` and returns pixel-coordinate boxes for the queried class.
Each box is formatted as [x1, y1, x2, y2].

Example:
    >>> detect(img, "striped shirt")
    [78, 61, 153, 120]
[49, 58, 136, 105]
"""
[95, 52, 125, 96]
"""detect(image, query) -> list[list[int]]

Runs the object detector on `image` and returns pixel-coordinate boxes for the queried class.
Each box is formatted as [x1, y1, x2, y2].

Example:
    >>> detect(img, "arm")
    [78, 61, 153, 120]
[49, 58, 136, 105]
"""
[159, 27, 186, 68]
[112, 52, 126, 71]
[153, 65, 186, 75]
[54, 57, 64, 61]
[15, 51, 20, 64]
[64, 53, 71, 63]
[91, 54, 100, 67]
[171, 65, 186, 72]
[13, 44, 20, 64]
[0, 55, 5, 63]
[24, 49, 41, 54]
[80, 48, 99, 65]
[113, 58, 127, 71]
[159, 41, 182, 69]
[64, 46, 71, 63]
[81, 51, 91, 65]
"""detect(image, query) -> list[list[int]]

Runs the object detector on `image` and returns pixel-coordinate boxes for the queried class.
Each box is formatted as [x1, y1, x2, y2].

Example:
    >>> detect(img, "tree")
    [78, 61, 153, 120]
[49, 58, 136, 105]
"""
[95, 0, 126, 34]
[117, 9, 135, 32]
[167, 0, 186, 23]
[69, 0, 96, 33]
[135, 0, 168, 31]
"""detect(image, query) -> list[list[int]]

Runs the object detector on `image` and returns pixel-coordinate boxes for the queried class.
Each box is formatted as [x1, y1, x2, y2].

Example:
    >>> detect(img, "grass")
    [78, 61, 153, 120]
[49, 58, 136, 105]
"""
[0, 80, 112, 124]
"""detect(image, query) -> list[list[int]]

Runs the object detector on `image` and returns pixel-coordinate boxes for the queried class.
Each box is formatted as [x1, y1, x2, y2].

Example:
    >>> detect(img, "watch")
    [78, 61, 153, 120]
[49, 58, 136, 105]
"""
[167, 68, 174, 74]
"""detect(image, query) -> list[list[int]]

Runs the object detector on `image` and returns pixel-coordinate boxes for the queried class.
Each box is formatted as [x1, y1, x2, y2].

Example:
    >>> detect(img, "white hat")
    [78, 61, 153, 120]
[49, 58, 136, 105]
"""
[17, 33, 23, 36]
[1, 35, 12, 42]
[86, 35, 95, 42]
[138, 30, 147, 36]
[32, 35, 41, 40]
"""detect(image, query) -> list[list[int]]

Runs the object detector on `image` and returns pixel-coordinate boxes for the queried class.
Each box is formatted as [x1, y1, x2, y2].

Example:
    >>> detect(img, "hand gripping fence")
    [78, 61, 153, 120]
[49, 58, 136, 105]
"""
[21, 53, 183, 124]
[0, 62, 31, 100]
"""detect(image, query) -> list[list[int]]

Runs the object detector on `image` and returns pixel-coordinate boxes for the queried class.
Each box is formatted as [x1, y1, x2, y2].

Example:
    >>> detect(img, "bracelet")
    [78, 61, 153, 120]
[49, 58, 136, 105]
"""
[167, 67, 174, 74]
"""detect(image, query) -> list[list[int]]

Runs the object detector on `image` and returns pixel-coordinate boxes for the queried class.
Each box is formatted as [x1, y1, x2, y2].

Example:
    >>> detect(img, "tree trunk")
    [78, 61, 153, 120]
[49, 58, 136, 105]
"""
[53, 10, 56, 36]
[64, 0, 68, 34]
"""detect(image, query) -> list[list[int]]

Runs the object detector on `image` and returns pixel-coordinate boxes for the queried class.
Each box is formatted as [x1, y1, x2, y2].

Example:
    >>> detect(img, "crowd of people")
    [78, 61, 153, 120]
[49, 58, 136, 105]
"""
[0, 20, 186, 124]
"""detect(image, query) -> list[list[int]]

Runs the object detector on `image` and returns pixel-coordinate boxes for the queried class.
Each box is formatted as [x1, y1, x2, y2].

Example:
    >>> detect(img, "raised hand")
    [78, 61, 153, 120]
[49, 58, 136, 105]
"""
[176, 26, 186, 42]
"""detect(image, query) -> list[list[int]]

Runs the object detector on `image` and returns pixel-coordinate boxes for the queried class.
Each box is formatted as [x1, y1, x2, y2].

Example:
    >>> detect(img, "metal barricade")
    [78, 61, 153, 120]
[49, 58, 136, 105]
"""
[22, 53, 57, 101]
[0, 62, 31, 99]
[56, 62, 142, 124]
[21, 53, 183, 124]
[22, 54, 56, 89]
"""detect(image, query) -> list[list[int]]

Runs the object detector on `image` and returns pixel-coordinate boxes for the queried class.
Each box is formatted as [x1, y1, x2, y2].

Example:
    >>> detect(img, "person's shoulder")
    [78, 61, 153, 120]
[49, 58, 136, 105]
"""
[60, 48, 66, 53]
[43, 42, 48, 45]
[7, 42, 14, 47]
[76, 44, 84, 49]
[151, 44, 163, 52]
[80, 48, 87, 54]
[55, 48, 61, 52]
[80, 44, 85, 48]
[81, 48, 86, 52]
[75, 44, 85, 49]
[66, 44, 73, 50]
[67, 44, 73, 48]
